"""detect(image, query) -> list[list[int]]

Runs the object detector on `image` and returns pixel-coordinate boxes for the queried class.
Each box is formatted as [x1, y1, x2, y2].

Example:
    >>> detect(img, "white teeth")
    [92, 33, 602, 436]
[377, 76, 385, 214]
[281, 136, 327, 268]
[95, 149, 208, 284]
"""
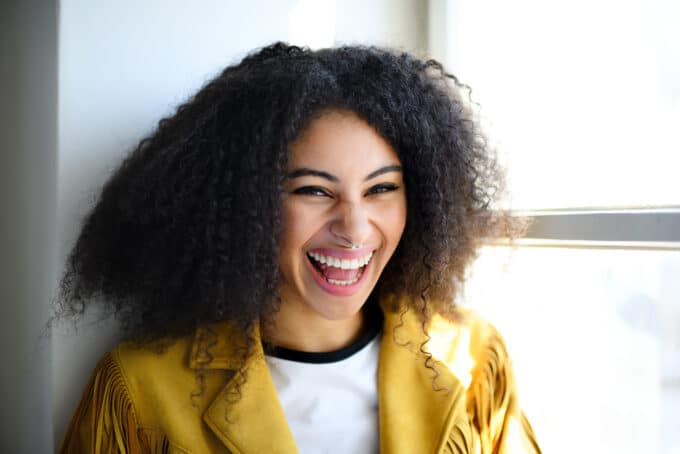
[327, 276, 360, 286]
[307, 251, 373, 270]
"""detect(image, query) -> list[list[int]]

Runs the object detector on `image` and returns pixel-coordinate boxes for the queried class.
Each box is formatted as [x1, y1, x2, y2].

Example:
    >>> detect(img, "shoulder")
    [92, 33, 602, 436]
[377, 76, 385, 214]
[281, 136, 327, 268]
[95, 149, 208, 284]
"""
[59, 326, 235, 453]
[426, 307, 510, 388]
[58, 342, 183, 453]
[91, 333, 200, 424]
[112, 334, 195, 392]
[93, 329, 222, 420]
[380, 295, 510, 388]
[428, 308, 542, 453]
[110, 326, 234, 418]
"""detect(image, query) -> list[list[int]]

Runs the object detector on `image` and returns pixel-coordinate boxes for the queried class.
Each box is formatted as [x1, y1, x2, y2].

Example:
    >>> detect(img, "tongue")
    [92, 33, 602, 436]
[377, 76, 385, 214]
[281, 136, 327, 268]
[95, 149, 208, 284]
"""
[318, 263, 361, 281]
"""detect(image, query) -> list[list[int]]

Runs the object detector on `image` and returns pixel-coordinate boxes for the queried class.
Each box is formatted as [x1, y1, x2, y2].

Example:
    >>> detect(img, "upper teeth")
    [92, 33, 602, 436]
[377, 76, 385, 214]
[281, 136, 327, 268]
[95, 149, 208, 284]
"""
[308, 251, 373, 270]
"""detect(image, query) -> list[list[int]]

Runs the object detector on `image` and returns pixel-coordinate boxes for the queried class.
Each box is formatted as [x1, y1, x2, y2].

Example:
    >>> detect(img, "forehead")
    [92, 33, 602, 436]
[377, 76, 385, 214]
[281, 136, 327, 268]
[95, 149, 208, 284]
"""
[288, 110, 401, 170]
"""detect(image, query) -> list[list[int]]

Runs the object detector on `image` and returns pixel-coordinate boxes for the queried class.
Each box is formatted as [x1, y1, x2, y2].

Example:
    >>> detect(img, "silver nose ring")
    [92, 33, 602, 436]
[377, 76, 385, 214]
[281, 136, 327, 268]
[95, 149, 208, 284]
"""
[330, 226, 363, 250]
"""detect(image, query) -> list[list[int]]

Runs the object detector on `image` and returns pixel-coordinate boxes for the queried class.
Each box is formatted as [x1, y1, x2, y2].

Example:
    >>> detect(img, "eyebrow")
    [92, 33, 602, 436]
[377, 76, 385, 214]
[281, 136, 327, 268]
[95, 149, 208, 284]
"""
[364, 165, 403, 181]
[286, 165, 403, 182]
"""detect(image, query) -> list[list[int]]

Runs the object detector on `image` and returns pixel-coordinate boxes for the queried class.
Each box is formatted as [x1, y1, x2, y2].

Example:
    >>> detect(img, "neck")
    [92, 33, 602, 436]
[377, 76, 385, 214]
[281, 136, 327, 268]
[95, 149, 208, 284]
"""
[263, 305, 366, 352]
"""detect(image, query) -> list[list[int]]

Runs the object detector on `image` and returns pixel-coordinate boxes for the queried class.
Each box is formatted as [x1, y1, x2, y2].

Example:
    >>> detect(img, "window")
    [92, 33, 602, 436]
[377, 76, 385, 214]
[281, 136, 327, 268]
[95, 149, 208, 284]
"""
[429, 1, 680, 452]
[430, 0, 680, 210]
[463, 247, 679, 453]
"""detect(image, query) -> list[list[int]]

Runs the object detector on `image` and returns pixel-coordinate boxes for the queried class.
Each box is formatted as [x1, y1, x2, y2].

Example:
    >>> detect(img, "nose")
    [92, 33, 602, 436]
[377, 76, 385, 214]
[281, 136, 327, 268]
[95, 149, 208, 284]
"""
[329, 200, 372, 248]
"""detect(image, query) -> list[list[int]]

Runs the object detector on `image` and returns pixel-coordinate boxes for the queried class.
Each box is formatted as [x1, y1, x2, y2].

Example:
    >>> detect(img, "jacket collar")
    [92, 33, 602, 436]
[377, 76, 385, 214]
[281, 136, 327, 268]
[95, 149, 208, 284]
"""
[377, 294, 470, 453]
[190, 294, 469, 454]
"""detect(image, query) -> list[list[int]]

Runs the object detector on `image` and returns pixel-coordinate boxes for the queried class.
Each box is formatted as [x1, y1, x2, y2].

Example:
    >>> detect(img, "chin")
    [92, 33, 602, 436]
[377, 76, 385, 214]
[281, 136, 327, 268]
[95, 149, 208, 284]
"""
[312, 298, 367, 321]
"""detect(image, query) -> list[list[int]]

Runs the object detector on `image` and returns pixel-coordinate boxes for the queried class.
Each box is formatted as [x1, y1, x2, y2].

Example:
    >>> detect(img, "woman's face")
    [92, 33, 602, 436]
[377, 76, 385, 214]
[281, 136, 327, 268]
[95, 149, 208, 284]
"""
[278, 110, 407, 325]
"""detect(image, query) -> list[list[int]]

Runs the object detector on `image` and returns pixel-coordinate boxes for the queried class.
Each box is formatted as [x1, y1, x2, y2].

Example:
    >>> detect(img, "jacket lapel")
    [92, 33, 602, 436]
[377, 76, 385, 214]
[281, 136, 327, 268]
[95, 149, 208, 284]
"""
[192, 295, 471, 454]
[378, 296, 471, 454]
[193, 323, 298, 454]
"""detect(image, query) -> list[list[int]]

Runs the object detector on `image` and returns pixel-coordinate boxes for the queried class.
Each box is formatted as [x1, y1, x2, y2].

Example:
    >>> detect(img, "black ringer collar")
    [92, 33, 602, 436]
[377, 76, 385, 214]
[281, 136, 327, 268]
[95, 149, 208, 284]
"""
[264, 303, 383, 364]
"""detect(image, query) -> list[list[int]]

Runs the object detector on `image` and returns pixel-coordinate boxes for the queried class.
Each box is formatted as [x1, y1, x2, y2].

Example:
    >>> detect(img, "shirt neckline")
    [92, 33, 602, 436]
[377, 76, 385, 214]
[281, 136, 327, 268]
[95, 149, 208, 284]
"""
[264, 302, 383, 364]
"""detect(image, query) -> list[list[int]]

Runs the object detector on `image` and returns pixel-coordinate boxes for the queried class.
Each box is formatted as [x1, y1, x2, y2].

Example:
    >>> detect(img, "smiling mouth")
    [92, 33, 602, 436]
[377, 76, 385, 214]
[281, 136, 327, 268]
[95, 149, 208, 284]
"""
[306, 251, 374, 286]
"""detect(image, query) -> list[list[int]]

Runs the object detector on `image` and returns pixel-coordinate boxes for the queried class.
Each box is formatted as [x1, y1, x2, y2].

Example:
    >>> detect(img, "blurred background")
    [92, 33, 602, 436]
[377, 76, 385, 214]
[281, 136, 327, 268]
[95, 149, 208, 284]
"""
[1, 0, 678, 452]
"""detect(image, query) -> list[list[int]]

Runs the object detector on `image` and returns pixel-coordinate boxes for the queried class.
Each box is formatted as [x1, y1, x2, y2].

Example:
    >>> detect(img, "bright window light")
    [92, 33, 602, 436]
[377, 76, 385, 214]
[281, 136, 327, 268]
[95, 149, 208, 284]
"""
[462, 246, 680, 454]
[453, 0, 680, 210]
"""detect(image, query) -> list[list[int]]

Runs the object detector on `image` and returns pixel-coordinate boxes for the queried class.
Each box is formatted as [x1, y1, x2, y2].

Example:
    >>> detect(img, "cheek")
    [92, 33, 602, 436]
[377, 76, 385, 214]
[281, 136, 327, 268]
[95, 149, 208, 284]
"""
[279, 203, 320, 259]
[279, 207, 299, 259]
[381, 199, 407, 245]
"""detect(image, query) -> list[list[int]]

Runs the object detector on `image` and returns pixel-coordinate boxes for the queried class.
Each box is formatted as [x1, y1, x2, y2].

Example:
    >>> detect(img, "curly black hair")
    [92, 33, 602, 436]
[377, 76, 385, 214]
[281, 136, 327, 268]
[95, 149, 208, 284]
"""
[56, 42, 519, 369]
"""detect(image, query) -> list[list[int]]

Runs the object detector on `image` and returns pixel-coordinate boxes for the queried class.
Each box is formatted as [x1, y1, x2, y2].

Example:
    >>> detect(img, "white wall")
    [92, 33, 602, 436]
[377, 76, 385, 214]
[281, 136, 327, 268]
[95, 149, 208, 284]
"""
[52, 0, 426, 449]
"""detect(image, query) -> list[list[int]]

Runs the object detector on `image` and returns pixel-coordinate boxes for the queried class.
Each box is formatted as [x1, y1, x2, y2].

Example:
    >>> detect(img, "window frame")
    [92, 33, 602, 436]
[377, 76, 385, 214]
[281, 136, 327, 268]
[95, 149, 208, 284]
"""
[516, 206, 680, 250]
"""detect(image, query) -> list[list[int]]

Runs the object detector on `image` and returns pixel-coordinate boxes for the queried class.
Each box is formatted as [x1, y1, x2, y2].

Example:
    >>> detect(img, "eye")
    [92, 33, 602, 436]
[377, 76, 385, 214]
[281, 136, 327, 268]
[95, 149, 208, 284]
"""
[366, 183, 400, 195]
[291, 186, 331, 197]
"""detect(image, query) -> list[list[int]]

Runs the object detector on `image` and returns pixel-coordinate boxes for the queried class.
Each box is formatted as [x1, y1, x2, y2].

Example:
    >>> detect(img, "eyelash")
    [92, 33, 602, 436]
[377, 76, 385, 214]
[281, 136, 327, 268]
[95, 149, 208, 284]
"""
[368, 183, 400, 194]
[292, 186, 330, 197]
[291, 183, 400, 197]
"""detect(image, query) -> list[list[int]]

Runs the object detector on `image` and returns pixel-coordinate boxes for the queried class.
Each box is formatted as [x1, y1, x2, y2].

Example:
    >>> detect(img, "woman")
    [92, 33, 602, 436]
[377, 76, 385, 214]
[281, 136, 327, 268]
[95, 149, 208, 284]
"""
[58, 42, 540, 453]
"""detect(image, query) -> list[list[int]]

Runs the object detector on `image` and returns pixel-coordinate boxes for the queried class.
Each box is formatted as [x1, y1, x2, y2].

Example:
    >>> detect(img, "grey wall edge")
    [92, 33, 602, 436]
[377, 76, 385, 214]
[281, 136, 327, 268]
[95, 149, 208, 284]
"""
[0, 1, 58, 452]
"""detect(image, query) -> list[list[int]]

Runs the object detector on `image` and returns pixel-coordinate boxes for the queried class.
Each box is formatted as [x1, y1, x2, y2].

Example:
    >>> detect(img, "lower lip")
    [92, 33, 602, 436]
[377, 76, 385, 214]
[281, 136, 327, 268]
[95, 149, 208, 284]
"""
[305, 254, 372, 296]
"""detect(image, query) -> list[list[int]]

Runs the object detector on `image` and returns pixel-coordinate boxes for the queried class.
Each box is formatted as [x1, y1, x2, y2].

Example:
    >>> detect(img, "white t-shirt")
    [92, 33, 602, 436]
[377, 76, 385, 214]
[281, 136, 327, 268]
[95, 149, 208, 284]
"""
[264, 323, 382, 454]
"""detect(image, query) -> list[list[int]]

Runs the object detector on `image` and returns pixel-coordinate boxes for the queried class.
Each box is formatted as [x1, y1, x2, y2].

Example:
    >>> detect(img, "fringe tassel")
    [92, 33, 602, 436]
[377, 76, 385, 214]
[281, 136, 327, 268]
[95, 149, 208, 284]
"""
[466, 327, 542, 453]
[443, 417, 477, 454]
[58, 352, 169, 453]
[139, 430, 171, 453]
[470, 329, 509, 452]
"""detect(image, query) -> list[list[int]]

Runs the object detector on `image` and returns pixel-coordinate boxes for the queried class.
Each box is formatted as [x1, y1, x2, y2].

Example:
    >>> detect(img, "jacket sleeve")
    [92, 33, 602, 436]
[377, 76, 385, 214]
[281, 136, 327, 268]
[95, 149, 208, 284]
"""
[467, 322, 542, 454]
[58, 351, 169, 454]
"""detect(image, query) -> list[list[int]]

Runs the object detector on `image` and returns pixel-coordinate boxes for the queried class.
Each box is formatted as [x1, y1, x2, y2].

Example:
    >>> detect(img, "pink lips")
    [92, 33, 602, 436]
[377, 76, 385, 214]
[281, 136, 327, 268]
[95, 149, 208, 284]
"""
[305, 248, 373, 296]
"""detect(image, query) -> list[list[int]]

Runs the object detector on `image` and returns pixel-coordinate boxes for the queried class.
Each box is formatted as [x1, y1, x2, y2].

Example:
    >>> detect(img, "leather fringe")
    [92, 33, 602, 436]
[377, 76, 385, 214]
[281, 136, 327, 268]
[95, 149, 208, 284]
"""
[465, 327, 541, 453]
[58, 352, 169, 453]
[443, 417, 477, 454]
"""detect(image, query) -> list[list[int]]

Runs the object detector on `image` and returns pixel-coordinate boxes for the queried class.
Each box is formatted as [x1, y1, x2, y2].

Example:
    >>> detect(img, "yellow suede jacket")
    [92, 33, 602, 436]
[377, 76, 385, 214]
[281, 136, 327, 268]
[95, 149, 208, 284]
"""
[60, 296, 541, 454]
